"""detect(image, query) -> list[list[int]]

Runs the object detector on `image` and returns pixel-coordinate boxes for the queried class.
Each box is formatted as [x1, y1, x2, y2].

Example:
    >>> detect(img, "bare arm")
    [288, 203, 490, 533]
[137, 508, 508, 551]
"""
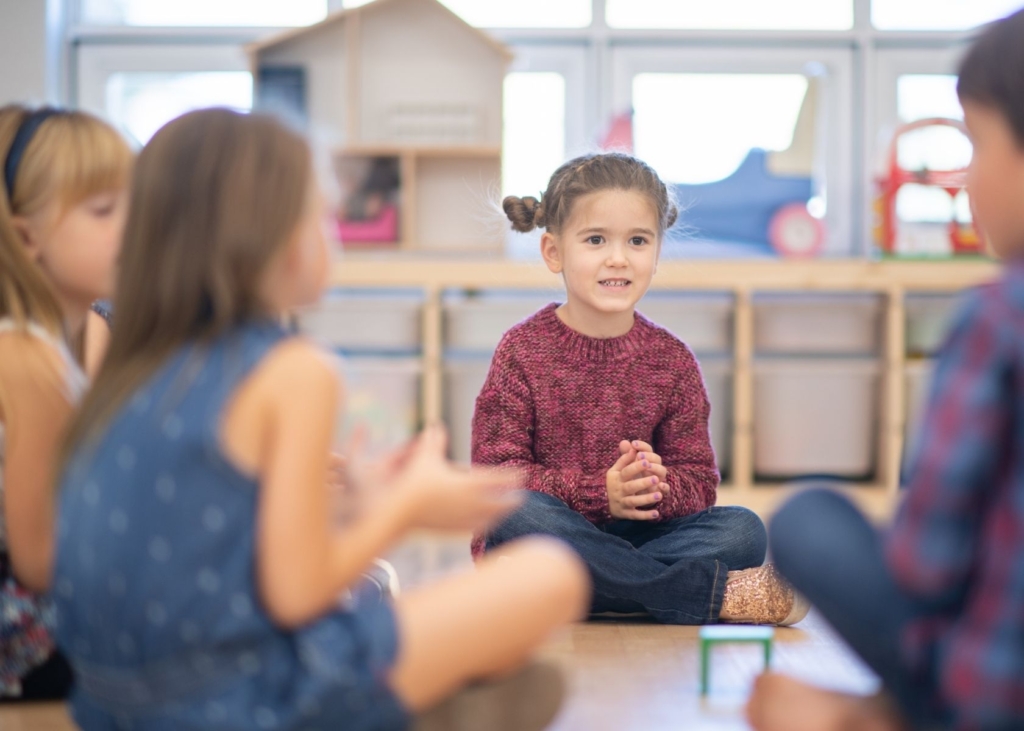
[238, 341, 518, 630]
[0, 335, 73, 593]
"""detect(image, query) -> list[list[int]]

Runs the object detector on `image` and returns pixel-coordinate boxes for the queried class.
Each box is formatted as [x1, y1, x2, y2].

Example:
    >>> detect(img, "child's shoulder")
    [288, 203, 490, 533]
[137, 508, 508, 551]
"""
[0, 324, 75, 391]
[252, 336, 340, 392]
[961, 263, 1024, 322]
[494, 303, 561, 351]
[633, 311, 700, 361]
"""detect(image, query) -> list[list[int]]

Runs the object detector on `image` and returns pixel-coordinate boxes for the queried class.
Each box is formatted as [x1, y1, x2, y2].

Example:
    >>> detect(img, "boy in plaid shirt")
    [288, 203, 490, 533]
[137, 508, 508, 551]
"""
[747, 8, 1024, 731]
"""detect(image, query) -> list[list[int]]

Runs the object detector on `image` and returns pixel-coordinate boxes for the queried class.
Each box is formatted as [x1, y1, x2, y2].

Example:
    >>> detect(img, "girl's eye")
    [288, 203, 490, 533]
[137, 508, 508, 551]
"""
[630, 237, 648, 246]
[588, 236, 603, 245]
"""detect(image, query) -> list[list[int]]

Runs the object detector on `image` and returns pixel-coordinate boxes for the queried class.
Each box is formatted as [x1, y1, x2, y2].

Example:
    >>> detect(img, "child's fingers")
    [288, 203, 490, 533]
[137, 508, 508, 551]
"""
[642, 464, 668, 481]
[635, 450, 662, 466]
[622, 491, 662, 509]
[619, 507, 660, 521]
[622, 474, 659, 496]
[610, 448, 635, 474]
[619, 460, 650, 482]
[634, 481, 671, 497]
[619, 439, 633, 456]
[631, 440, 654, 454]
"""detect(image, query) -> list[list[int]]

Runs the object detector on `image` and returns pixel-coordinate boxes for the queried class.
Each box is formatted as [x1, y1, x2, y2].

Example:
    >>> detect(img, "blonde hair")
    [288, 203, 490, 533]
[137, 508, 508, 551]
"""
[0, 105, 133, 339]
[63, 108, 313, 458]
[503, 152, 679, 237]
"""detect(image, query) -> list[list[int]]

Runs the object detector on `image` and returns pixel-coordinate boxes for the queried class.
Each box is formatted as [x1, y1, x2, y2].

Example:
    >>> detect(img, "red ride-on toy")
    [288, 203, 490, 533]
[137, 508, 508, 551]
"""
[874, 117, 982, 257]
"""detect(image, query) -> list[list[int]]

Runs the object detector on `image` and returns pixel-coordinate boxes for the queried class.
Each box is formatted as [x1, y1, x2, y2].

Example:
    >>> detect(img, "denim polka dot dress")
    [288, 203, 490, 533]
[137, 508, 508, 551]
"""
[52, 321, 408, 730]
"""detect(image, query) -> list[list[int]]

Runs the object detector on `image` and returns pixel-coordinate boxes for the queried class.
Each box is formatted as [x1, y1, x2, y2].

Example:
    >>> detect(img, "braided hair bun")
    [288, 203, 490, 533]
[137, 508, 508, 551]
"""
[502, 195, 545, 232]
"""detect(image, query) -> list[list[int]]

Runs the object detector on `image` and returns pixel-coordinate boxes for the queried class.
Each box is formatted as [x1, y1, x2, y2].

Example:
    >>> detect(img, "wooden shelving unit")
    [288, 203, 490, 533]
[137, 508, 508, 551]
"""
[327, 258, 1001, 522]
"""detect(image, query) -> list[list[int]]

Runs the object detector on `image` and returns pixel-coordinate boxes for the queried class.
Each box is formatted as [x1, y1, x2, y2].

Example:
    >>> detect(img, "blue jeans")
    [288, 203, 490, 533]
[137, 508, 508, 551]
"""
[770, 488, 949, 729]
[485, 491, 767, 624]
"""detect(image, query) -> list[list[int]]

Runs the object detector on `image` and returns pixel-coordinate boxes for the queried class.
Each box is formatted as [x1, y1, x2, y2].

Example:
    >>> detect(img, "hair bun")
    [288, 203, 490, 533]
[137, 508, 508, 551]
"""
[665, 203, 679, 230]
[503, 195, 543, 233]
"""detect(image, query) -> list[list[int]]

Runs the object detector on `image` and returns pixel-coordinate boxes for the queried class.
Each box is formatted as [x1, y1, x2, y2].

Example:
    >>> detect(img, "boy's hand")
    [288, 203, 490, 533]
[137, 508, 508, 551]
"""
[607, 447, 664, 520]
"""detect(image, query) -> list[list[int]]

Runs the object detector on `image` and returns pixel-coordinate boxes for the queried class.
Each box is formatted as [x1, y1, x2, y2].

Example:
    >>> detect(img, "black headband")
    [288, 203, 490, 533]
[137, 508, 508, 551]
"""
[4, 108, 62, 204]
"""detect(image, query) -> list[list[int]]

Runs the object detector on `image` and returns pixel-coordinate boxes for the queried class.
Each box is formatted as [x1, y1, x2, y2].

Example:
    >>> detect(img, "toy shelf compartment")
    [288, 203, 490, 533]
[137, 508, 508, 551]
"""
[326, 259, 1000, 522]
[334, 145, 502, 253]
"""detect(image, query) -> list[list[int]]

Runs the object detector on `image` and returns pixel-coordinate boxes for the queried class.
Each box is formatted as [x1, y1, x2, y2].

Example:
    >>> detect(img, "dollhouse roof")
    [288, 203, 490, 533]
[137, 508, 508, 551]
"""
[246, 0, 513, 61]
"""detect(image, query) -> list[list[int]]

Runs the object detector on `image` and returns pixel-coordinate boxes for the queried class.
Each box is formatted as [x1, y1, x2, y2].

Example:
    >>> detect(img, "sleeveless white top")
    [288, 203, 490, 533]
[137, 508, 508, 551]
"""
[0, 318, 88, 553]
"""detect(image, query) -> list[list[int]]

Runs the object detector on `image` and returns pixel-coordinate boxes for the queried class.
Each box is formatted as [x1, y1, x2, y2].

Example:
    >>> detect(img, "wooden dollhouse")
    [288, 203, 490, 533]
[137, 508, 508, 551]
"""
[248, 0, 513, 253]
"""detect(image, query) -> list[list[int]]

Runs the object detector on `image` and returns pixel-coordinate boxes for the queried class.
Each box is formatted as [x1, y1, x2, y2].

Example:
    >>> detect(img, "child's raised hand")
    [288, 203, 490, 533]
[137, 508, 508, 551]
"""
[393, 425, 523, 533]
[607, 445, 664, 520]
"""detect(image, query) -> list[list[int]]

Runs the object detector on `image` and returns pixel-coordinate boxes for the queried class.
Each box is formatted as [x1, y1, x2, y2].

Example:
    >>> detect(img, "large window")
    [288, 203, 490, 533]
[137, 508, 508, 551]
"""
[81, 0, 328, 26]
[106, 72, 252, 145]
[337, 0, 591, 27]
[871, 0, 1022, 30]
[633, 74, 809, 185]
[607, 0, 853, 30]
[70, 0, 1004, 258]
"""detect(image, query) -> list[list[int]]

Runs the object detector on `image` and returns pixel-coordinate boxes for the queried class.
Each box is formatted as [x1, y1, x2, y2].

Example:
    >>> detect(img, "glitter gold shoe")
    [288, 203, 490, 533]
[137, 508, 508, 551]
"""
[719, 563, 809, 626]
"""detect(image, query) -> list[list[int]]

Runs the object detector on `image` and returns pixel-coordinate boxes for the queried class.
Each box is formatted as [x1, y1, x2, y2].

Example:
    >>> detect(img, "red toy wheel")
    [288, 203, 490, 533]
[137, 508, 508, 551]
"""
[769, 203, 825, 258]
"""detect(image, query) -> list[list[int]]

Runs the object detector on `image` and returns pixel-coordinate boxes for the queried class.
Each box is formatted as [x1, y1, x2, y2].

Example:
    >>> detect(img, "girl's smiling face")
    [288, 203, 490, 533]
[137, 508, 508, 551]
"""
[541, 188, 661, 337]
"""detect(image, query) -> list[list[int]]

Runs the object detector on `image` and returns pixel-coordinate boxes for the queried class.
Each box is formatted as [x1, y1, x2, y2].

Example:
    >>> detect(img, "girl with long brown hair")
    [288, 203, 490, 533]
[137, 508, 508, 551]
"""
[52, 108, 587, 730]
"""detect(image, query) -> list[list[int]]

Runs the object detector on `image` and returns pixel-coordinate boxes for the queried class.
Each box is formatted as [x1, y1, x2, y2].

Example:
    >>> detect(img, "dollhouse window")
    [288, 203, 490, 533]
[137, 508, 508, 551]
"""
[606, 0, 852, 30]
[81, 0, 328, 26]
[872, 0, 1022, 30]
[105, 71, 253, 145]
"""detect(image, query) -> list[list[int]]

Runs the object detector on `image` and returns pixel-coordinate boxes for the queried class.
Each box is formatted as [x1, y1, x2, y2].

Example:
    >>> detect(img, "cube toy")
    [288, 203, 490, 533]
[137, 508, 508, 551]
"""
[699, 625, 775, 696]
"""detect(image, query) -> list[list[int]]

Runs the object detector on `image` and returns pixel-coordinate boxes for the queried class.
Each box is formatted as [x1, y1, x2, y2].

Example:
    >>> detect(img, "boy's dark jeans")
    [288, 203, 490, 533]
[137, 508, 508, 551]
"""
[770, 488, 950, 729]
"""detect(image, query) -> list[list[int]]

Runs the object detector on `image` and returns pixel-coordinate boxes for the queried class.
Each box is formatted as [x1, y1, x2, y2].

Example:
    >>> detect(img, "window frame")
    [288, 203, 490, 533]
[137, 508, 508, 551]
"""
[67, 0, 991, 257]
[610, 45, 855, 256]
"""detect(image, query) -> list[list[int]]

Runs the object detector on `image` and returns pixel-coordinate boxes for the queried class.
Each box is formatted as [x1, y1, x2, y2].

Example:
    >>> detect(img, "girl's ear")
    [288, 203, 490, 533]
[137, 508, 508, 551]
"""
[540, 231, 563, 274]
[11, 216, 42, 262]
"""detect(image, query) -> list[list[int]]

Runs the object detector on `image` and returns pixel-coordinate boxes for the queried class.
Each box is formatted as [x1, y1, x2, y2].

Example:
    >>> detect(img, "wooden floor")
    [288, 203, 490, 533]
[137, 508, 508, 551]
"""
[0, 611, 876, 731]
[542, 612, 877, 731]
[0, 536, 878, 730]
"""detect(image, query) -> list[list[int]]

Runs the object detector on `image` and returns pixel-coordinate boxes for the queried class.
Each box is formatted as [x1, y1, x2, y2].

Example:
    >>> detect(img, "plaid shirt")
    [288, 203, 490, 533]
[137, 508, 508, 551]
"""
[887, 262, 1024, 730]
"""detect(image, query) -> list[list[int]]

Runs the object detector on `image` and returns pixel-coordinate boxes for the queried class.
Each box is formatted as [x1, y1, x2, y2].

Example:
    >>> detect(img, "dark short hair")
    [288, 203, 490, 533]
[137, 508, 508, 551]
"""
[958, 7, 1024, 146]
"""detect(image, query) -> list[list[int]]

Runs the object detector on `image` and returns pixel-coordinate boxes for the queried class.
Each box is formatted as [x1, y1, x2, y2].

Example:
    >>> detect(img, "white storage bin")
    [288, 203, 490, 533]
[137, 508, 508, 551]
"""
[904, 360, 936, 464]
[754, 359, 881, 479]
[299, 292, 422, 352]
[698, 358, 733, 478]
[444, 292, 559, 352]
[338, 357, 421, 455]
[905, 294, 960, 356]
[444, 359, 492, 464]
[754, 294, 883, 355]
[639, 293, 734, 354]
[444, 356, 732, 476]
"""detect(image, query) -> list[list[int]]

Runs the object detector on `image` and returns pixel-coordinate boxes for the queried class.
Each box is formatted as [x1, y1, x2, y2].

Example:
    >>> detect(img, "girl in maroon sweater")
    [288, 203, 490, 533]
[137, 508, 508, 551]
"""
[474, 153, 807, 626]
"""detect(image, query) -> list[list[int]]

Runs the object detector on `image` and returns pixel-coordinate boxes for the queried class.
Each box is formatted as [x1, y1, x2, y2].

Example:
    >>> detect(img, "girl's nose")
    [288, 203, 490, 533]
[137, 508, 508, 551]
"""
[606, 243, 628, 266]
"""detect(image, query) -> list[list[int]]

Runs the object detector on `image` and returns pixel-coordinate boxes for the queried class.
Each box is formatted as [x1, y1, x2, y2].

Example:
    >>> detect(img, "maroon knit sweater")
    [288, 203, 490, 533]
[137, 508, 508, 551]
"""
[471, 303, 720, 557]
